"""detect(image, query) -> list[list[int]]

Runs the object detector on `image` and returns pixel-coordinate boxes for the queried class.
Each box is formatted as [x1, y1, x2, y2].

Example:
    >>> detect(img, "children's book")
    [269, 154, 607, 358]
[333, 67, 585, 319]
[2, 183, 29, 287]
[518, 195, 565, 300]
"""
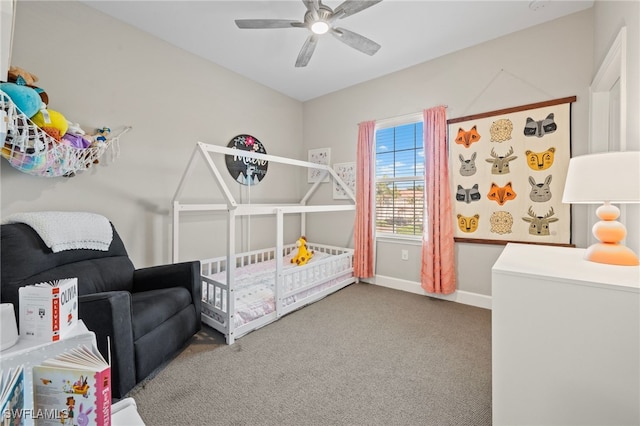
[0, 365, 25, 426]
[32, 345, 110, 426]
[18, 278, 78, 342]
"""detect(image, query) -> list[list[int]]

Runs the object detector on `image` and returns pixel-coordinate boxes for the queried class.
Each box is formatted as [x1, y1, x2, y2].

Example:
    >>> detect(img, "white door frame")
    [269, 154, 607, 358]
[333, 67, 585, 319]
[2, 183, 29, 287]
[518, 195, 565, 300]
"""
[588, 26, 627, 245]
[0, 0, 16, 81]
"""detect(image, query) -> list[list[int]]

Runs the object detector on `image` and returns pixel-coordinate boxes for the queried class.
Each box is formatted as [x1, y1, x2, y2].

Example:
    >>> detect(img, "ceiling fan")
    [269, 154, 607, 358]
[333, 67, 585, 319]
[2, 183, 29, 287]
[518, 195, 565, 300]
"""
[235, 0, 382, 67]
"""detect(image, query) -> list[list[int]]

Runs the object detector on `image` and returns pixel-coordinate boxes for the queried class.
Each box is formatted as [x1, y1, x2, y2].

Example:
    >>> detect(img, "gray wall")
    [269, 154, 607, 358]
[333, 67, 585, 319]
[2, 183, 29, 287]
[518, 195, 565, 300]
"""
[303, 9, 595, 297]
[2, 1, 304, 267]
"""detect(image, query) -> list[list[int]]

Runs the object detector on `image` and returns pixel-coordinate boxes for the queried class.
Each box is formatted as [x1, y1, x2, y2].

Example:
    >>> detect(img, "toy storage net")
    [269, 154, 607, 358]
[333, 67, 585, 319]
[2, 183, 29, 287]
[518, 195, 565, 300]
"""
[1, 89, 130, 177]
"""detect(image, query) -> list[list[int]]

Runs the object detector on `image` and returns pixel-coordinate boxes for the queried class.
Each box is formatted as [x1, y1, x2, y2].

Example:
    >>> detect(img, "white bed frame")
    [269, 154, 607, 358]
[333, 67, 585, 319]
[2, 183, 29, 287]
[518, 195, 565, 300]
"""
[172, 142, 357, 344]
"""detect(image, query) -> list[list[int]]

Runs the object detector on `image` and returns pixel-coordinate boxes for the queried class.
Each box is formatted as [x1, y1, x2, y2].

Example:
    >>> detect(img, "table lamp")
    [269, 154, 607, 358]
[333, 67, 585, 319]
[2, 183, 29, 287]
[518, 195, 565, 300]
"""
[562, 151, 640, 266]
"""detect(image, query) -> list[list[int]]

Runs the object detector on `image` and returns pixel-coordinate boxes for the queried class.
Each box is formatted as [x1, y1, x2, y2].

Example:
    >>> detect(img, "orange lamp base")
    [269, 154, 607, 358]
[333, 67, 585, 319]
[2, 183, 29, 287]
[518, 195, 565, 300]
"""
[584, 242, 640, 266]
[585, 202, 640, 266]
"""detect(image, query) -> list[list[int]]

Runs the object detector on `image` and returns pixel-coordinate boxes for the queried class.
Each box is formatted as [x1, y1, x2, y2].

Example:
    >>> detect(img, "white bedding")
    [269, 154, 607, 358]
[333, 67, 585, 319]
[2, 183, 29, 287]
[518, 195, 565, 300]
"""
[204, 252, 333, 327]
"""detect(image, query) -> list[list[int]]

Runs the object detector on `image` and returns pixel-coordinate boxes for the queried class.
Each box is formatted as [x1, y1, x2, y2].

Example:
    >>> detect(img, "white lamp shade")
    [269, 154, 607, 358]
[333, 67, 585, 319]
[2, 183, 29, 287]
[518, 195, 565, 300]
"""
[562, 151, 640, 204]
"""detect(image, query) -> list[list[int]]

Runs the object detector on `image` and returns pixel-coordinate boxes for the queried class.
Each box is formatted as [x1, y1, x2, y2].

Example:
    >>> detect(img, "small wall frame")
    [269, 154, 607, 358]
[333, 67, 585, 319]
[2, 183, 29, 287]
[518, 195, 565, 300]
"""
[308, 148, 331, 183]
[332, 162, 356, 200]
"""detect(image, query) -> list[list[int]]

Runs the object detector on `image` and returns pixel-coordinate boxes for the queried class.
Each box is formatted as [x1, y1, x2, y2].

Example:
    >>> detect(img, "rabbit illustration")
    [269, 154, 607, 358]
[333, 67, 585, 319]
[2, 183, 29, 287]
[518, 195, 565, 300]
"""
[77, 403, 93, 426]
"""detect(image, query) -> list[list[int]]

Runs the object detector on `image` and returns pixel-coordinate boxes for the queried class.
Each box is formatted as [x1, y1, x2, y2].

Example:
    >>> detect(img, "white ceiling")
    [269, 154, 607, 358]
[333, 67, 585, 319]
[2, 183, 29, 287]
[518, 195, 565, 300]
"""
[82, 0, 594, 102]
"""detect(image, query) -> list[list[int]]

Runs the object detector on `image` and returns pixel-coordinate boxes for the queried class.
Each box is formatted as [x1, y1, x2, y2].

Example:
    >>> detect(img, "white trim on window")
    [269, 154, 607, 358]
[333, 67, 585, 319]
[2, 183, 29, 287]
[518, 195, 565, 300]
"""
[376, 233, 422, 243]
[375, 112, 423, 130]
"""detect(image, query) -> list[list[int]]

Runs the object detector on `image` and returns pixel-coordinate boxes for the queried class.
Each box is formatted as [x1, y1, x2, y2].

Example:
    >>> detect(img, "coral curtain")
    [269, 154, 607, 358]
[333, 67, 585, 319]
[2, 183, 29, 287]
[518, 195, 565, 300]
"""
[353, 120, 376, 278]
[421, 106, 456, 294]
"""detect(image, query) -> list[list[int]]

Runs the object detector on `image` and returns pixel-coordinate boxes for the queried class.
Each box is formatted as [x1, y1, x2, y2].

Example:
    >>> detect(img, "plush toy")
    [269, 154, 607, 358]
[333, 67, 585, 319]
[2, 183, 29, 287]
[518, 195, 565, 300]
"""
[60, 133, 91, 149]
[6, 66, 48, 104]
[66, 121, 86, 136]
[31, 108, 69, 141]
[91, 127, 111, 145]
[0, 82, 42, 118]
[291, 236, 314, 266]
[61, 121, 92, 148]
[78, 127, 112, 166]
[1, 144, 50, 172]
[32, 86, 49, 105]
[8, 65, 39, 86]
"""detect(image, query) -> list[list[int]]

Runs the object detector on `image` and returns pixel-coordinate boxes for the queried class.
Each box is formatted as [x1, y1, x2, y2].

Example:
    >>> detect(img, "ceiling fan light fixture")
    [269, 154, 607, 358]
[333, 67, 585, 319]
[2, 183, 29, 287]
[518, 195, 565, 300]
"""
[311, 21, 330, 34]
[236, 0, 383, 67]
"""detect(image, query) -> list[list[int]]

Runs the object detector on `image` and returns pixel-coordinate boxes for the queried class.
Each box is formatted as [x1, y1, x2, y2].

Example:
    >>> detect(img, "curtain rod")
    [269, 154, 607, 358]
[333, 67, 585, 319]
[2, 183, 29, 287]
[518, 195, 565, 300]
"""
[367, 105, 448, 125]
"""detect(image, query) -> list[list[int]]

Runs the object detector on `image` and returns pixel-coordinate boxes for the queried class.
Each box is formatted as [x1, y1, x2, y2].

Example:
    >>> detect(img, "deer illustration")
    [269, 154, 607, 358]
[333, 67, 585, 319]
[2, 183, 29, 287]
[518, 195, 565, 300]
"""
[522, 206, 559, 236]
[485, 146, 518, 174]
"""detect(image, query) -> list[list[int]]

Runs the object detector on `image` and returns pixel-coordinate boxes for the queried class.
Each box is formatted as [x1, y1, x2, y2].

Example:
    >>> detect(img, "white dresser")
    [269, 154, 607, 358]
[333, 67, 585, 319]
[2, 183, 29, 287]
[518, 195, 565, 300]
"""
[492, 243, 640, 426]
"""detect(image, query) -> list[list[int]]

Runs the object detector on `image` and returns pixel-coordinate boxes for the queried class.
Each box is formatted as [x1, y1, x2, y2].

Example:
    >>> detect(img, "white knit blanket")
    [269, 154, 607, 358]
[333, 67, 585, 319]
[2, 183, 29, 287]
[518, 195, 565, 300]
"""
[5, 211, 113, 252]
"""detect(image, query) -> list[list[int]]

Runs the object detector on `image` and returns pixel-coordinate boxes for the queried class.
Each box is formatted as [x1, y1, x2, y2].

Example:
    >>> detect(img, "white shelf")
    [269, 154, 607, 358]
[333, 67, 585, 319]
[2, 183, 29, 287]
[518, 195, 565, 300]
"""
[1, 321, 96, 426]
[0, 320, 145, 425]
[1, 321, 96, 361]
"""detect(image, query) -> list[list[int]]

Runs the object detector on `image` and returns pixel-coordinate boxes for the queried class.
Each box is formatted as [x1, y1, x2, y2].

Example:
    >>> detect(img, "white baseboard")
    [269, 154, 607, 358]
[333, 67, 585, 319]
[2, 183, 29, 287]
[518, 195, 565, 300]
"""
[365, 275, 492, 310]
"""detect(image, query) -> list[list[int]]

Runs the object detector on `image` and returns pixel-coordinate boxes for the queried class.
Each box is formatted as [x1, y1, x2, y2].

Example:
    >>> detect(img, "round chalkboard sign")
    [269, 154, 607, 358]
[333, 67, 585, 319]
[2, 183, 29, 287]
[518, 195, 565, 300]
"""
[225, 134, 268, 186]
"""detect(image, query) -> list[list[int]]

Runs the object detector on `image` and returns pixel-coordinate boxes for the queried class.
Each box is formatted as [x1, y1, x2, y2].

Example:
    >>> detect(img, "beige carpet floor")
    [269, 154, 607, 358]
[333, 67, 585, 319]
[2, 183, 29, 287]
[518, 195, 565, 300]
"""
[126, 282, 492, 425]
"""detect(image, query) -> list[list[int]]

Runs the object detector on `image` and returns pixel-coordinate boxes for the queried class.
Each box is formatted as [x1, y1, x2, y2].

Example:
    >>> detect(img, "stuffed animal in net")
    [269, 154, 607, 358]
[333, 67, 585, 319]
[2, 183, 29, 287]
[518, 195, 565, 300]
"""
[0, 82, 42, 118]
[8, 65, 39, 86]
[91, 127, 111, 146]
[6, 65, 49, 105]
[85, 127, 111, 165]
[31, 108, 68, 141]
[291, 236, 314, 266]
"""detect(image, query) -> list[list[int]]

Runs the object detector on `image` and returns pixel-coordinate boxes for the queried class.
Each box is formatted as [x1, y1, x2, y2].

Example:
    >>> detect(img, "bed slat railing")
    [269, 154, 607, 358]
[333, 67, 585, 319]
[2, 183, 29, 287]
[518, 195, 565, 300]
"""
[281, 251, 353, 299]
[201, 276, 228, 328]
[200, 242, 354, 343]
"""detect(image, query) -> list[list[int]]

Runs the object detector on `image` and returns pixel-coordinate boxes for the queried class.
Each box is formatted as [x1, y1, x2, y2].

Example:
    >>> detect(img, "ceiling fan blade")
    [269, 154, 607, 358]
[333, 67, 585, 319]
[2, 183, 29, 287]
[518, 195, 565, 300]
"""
[331, 27, 381, 56]
[295, 34, 319, 67]
[302, 0, 321, 20]
[334, 0, 382, 18]
[235, 19, 303, 29]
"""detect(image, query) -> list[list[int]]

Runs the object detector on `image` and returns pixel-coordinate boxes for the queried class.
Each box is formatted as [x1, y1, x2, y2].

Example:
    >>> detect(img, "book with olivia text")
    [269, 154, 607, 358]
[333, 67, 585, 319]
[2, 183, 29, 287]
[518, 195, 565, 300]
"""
[18, 278, 78, 342]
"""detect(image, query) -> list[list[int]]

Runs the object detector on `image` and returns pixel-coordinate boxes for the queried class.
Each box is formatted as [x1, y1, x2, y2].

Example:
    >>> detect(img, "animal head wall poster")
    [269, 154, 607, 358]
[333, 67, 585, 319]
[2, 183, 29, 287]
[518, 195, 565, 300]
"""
[448, 96, 575, 246]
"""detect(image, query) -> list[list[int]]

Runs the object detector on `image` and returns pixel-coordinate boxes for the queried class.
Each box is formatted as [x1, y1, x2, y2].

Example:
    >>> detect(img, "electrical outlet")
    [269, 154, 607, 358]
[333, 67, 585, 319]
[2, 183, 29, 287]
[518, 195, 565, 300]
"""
[401, 249, 409, 261]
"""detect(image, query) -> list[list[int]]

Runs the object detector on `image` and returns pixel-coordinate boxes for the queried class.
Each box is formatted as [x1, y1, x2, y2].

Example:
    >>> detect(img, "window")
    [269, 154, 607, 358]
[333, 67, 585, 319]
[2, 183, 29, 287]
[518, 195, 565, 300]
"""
[375, 120, 424, 237]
